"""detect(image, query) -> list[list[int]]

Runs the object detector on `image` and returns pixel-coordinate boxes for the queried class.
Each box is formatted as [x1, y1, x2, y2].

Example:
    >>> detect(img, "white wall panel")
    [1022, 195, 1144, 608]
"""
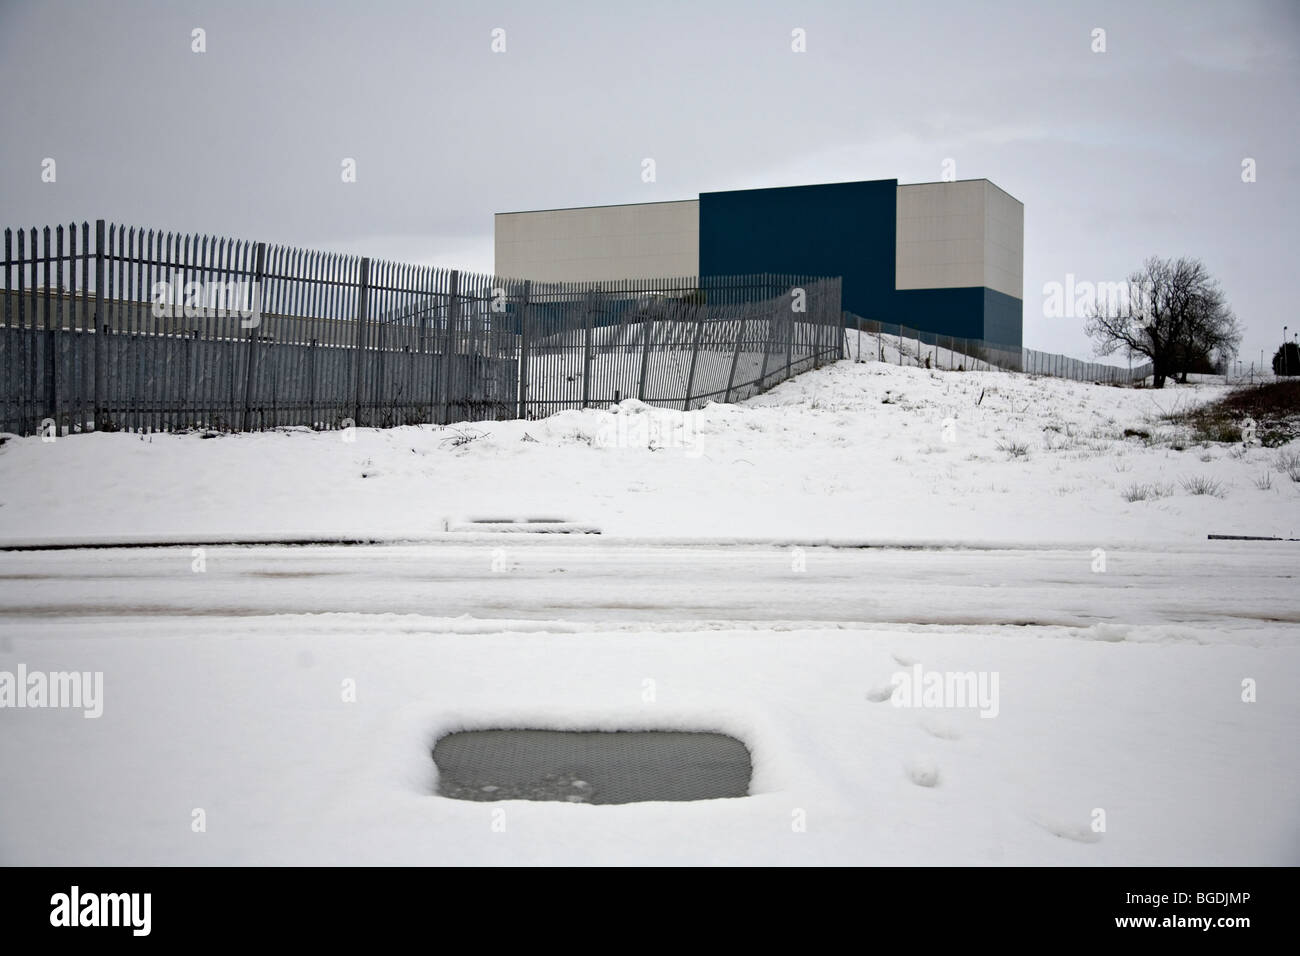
[895, 181, 987, 291]
[982, 181, 1024, 300]
[495, 200, 699, 281]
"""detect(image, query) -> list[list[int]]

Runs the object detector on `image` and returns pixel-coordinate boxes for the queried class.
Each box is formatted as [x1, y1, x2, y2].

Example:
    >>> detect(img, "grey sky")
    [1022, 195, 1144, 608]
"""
[2, 0, 1297, 365]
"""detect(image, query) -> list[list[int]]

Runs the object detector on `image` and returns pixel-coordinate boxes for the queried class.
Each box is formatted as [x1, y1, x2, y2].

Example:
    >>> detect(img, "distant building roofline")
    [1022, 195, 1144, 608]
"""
[496, 198, 699, 216]
[498, 177, 1020, 217]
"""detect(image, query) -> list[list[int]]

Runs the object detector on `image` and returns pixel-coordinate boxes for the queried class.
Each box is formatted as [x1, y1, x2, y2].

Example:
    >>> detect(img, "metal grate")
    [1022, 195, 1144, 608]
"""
[433, 729, 752, 804]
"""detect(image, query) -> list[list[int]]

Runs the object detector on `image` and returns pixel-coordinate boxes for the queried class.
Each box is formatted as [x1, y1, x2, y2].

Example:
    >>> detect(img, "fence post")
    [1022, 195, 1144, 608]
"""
[375, 313, 387, 427]
[811, 292, 823, 369]
[2, 229, 10, 434]
[828, 282, 840, 365]
[582, 287, 595, 409]
[441, 270, 458, 424]
[756, 282, 773, 388]
[637, 295, 654, 401]
[92, 220, 105, 430]
[683, 301, 706, 411]
[42, 227, 57, 435]
[784, 288, 795, 381]
[724, 314, 747, 403]
[352, 255, 370, 428]
[242, 242, 267, 431]
[45, 331, 57, 435]
[517, 279, 531, 419]
[306, 338, 317, 427]
[182, 330, 193, 429]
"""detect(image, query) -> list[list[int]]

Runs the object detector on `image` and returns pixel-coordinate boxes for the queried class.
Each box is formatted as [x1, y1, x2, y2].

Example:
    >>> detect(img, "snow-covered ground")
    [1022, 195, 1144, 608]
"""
[0, 358, 1296, 545]
[0, 357, 1297, 865]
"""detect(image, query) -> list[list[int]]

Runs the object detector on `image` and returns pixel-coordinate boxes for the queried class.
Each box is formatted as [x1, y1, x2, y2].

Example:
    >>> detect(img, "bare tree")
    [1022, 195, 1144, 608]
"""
[1084, 256, 1240, 388]
[1172, 280, 1240, 382]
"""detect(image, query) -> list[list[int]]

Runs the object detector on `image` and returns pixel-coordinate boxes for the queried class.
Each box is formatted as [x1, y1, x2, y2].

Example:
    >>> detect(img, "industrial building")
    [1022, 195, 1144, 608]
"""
[495, 177, 1023, 348]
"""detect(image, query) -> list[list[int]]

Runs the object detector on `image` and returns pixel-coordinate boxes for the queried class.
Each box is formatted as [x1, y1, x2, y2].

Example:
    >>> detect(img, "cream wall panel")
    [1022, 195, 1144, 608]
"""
[495, 200, 699, 281]
[896, 180, 1022, 300]
[982, 181, 1024, 300]
[895, 181, 987, 291]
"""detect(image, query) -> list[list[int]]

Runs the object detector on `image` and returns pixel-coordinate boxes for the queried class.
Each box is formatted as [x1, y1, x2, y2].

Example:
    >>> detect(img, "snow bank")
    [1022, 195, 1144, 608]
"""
[2, 359, 1294, 545]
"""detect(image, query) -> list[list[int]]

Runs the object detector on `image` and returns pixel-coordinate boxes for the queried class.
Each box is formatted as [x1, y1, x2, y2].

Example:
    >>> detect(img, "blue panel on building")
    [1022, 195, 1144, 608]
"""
[699, 180, 898, 322]
[892, 288, 986, 341]
[982, 288, 1023, 349]
[890, 288, 1023, 349]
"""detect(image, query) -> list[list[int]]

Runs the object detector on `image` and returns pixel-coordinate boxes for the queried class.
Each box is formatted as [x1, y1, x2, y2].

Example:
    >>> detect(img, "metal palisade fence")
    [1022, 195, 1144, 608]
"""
[0, 221, 842, 437]
[844, 313, 1155, 384]
[519, 273, 841, 417]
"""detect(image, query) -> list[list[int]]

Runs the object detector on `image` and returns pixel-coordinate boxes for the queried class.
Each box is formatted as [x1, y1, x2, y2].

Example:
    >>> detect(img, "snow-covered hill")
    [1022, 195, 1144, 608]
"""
[1, 358, 1295, 545]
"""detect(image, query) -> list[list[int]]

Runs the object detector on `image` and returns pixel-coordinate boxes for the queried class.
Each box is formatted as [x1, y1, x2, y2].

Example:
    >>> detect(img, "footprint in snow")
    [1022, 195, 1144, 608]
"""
[905, 756, 941, 788]
[865, 683, 896, 703]
[1029, 812, 1103, 844]
[919, 715, 961, 741]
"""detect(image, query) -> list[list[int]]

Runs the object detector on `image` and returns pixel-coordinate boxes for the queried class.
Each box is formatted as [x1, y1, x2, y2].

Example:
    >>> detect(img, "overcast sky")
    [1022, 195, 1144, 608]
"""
[2, 0, 1297, 364]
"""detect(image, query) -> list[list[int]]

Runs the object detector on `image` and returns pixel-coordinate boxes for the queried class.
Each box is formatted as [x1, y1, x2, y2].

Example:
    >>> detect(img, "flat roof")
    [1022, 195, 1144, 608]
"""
[496, 198, 699, 216]
[497, 178, 1021, 217]
[899, 177, 1024, 207]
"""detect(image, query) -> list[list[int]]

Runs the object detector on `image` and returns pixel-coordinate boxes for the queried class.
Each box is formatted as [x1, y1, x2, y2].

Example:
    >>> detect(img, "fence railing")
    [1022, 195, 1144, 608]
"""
[843, 313, 1154, 385]
[520, 273, 841, 417]
[1, 221, 841, 436]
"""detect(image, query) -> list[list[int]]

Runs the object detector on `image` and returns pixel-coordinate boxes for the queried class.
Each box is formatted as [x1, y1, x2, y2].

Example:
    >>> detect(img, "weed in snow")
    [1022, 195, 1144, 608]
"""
[1180, 475, 1227, 497]
[1122, 482, 1174, 502]
[1273, 449, 1300, 481]
[440, 427, 486, 448]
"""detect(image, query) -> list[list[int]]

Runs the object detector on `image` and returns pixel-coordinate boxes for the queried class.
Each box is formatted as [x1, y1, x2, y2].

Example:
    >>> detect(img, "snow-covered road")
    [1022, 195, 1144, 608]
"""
[1, 540, 1297, 866]
[0, 540, 1295, 632]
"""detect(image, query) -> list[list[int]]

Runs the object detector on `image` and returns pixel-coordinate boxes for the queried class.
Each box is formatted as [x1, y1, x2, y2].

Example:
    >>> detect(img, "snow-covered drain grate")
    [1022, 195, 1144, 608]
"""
[445, 516, 601, 534]
[433, 730, 751, 804]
